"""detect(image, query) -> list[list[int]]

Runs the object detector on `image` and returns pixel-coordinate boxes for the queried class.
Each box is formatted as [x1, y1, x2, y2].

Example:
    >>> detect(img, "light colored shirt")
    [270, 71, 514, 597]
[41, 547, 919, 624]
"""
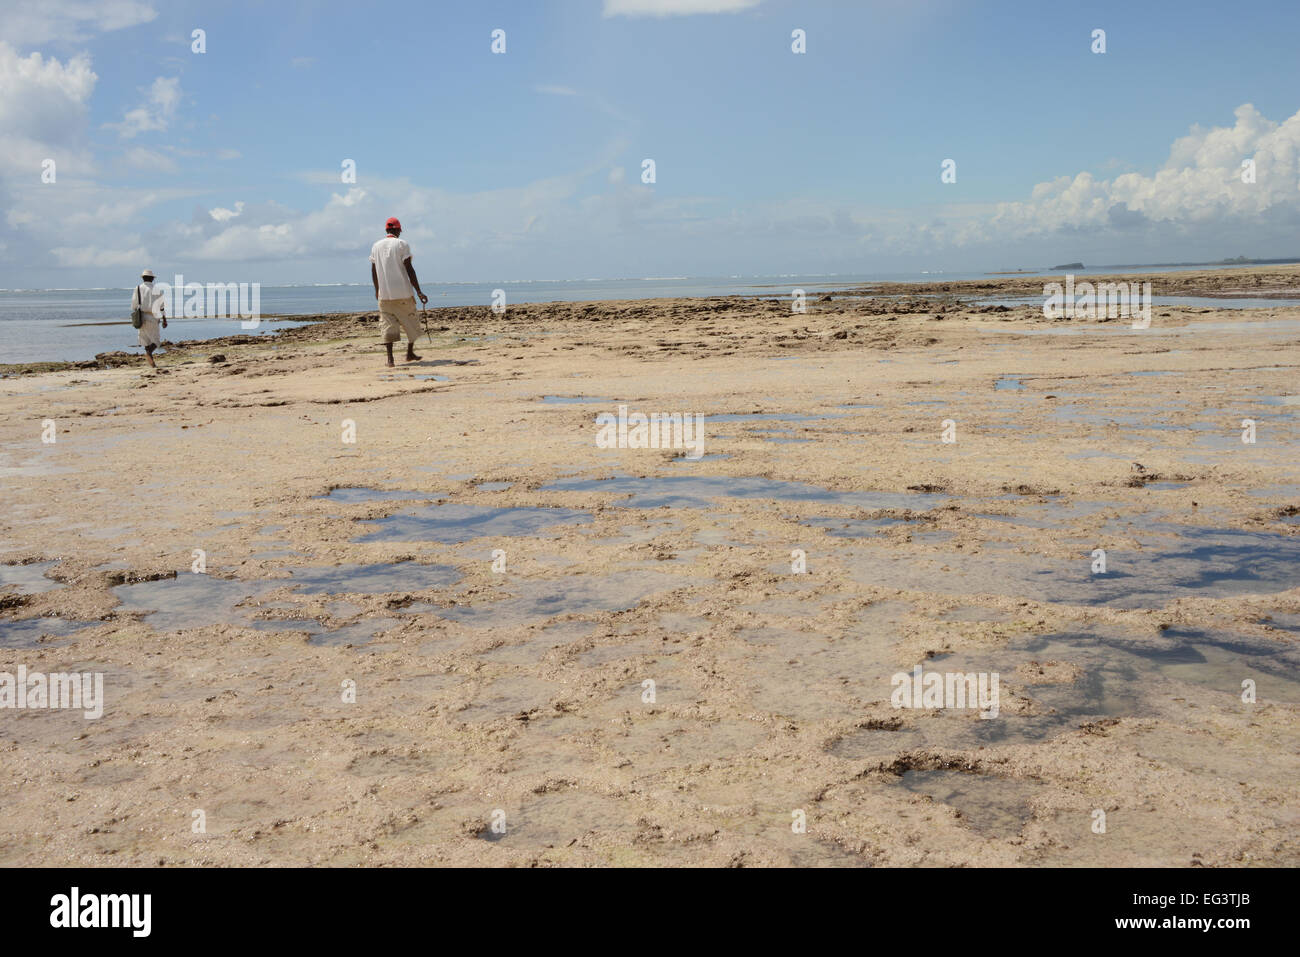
[369, 236, 414, 300]
[132, 281, 166, 317]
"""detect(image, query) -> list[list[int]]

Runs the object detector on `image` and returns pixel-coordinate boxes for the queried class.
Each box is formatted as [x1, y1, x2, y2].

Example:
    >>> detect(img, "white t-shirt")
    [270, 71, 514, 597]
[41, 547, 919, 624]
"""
[369, 236, 414, 301]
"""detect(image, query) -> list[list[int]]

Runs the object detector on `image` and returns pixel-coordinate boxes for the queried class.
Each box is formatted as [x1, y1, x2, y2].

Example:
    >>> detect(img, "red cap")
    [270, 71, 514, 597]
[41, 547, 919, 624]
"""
[385, 217, 402, 231]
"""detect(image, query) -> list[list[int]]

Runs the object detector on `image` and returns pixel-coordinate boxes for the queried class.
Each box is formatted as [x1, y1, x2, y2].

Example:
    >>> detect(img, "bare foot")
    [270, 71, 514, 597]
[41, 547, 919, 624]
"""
[385, 359, 395, 367]
[405, 353, 421, 362]
[146, 356, 156, 368]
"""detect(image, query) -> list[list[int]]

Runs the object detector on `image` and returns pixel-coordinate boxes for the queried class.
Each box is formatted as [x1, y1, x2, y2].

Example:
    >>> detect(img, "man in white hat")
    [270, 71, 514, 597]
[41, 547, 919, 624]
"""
[131, 268, 167, 368]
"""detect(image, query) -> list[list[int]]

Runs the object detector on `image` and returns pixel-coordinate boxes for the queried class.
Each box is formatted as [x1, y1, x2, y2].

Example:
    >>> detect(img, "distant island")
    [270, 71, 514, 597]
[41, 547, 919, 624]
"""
[1057, 256, 1298, 269]
[982, 256, 1300, 277]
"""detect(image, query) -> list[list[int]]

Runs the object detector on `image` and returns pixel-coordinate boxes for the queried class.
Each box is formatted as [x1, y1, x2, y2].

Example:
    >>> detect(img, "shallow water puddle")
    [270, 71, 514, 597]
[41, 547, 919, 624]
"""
[928, 636, 1143, 740]
[670, 452, 731, 462]
[1247, 484, 1300, 498]
[848, 521, 1300, 608]
[355, 503, 592, 543]
[116, 563, 459, 630]
[1091, 522, 1300, 605]
[699, 412, 844, 423]
[802, 516, 910, 537]
[0, 560, 61, 594]
[317, 487, 429, 503]
[286, 562, 459, 594]
[1259, 611, 1300, 634]
[544, 474, 942, 511]
[0, 617, 94, 647]
[421, 569, 680, 628]
[994, 376, 1026, 391]
[899, 770, 1038, 839]
[250, 547, 304, 560]
[910, 624, 1300, 745]
[540, 395, 614, 404]
[113, 574, 270, 630]
[1060, 627, 1300, 704]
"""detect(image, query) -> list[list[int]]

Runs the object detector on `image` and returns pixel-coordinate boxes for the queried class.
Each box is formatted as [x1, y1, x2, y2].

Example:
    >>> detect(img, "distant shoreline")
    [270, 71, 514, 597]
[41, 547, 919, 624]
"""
[4, 263, 1300, 373]
[5, 258, 1300, 294]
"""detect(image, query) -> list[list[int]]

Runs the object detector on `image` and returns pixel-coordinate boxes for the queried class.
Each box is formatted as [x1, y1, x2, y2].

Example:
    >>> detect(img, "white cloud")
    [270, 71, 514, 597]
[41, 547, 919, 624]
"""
[208, 201, 246, 222]
[6, 184, 194, 233]
[50, 242, 149, 268]
[0, 0, 156, 46]
[105, 75, 181, 138]
[0, 41, 98, 170]
[603, 0, 760, 16]
[987, 103, 1300, 242]
[122, 145, 176, 173]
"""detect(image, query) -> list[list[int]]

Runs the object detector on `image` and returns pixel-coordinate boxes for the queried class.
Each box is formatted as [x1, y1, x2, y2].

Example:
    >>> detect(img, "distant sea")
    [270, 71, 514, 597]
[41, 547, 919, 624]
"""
[0, 264, 1293, 365]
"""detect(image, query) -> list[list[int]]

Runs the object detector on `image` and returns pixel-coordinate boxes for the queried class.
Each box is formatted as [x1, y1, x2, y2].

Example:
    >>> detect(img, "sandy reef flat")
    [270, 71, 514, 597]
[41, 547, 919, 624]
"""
[1, 266, 1298, 866]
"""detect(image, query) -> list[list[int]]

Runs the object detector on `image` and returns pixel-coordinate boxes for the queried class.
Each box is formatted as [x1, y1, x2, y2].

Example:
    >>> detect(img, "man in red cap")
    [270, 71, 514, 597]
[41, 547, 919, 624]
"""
[369, 217, 429, 366]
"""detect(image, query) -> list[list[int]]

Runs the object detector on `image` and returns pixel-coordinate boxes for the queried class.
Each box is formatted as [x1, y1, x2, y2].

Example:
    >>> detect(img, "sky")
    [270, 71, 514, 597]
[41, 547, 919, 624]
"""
[2, 0, 1300, 288]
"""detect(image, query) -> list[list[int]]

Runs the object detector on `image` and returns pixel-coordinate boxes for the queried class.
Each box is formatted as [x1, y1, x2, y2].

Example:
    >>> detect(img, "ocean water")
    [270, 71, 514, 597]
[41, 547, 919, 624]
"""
[1, 264, 1292, 365]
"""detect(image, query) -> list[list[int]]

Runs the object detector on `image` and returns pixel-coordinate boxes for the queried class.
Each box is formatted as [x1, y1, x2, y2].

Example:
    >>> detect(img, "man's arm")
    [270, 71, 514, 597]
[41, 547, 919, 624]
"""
[404, 258, 428, 305]
[371, 263, 380, 300]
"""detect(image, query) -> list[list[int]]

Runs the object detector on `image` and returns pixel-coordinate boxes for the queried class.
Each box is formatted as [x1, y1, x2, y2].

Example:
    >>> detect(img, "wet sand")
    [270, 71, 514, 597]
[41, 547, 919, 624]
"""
[1, 265, 1298, 866]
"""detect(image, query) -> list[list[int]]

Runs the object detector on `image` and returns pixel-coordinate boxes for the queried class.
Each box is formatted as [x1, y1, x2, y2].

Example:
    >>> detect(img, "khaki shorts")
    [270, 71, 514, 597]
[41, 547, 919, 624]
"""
[378, 298, 421, 344]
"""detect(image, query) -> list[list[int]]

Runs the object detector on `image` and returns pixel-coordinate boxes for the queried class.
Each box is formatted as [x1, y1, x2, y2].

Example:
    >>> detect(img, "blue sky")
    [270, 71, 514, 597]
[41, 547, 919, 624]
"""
[3, 0, 1300, 287]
